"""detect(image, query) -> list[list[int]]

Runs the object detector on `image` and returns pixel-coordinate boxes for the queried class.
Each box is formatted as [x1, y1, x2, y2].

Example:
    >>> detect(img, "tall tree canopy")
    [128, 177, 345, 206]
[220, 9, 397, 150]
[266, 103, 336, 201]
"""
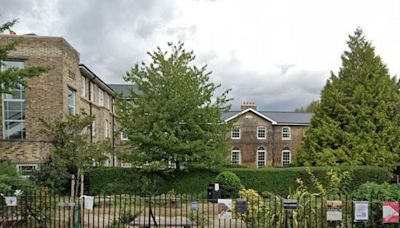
[294, 100, 320, 113]
[0, 19, 47, 93]
[297, 29, 400, 170]
[117, 42, 232, 170]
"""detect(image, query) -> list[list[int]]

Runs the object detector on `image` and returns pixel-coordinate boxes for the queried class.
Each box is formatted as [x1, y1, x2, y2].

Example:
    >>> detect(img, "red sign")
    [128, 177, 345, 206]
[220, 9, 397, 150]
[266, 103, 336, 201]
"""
[383, 202, 399, 224]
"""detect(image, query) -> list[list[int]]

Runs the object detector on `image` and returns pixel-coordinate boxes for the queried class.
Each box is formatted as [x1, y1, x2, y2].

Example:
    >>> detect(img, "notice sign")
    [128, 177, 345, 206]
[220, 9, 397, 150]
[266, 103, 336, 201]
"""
[354, 201, 368, 222]
[383, 202, 399, 224]
[84, 196, 94, 210]
[327, 200, 342, 221]
[218, 199, 232, 219]
[4, 196, 17, 206]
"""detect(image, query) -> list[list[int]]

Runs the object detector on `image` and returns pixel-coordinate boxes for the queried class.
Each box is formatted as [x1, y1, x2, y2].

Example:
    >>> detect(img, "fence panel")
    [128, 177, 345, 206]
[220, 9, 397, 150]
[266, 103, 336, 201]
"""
[0, 191, 396, 227]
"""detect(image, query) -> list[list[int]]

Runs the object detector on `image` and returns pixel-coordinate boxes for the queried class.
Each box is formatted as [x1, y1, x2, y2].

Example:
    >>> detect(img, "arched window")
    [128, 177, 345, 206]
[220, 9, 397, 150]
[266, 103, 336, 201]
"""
[282, 148, 291, 167]
[231, 147, 241, 164]
[257, 146, 266, 168]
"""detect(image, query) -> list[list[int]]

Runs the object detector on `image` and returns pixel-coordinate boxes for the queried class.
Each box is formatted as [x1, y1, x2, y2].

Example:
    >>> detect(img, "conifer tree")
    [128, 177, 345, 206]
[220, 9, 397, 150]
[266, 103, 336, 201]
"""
[297, 29, 400, 170]
[117, 42, 232, 170]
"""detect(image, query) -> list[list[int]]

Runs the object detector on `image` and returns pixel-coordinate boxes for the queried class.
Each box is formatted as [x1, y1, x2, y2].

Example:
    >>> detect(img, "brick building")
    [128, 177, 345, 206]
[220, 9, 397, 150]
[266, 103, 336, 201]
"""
[223, 102, 312, 168]
[0, 34, 118, 175]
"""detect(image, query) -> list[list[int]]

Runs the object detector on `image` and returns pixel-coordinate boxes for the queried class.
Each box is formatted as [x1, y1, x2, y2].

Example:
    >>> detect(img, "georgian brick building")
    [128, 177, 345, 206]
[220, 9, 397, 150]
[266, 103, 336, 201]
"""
[0, 34, 119, 175]
[223, 102, 312, 168]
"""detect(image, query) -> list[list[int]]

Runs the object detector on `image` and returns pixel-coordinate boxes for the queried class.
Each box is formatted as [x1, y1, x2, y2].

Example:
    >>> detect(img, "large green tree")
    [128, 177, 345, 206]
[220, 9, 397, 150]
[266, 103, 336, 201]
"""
[297, 29, 400, 170]
[32, 113, 110, 193]
[0, 19, 47, 93]
[117, 42, 232, 170]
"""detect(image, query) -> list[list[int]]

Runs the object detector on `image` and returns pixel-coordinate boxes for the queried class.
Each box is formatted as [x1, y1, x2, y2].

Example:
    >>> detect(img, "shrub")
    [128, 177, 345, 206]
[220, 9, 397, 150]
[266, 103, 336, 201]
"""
[215, 171, 243, 198]
[0, 161, 31, 193]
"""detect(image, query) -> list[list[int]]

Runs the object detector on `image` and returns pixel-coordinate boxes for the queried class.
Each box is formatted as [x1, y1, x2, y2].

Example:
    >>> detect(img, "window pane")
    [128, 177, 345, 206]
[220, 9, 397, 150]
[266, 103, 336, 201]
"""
[5, 121, 25, 139]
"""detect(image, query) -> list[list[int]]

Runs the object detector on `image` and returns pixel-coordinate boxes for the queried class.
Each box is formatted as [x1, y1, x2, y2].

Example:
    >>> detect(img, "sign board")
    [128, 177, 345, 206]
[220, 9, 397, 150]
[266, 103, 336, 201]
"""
[354, 201, 368, 222]
[236, 199, 247, 213]
[4, 196, 17, 206]
[327, 200, 342, 221]
[383, 202, 399, 224]
[283, 199, 298, 210]
[84, 196, 94, 210]
[62, 201, 75, 207]
[191, 201, 198, 211]
[218, 199, 232, 219]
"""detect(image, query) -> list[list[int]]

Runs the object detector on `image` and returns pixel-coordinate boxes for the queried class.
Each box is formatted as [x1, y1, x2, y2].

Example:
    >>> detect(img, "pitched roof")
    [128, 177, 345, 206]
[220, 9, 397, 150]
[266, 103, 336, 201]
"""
[108, 84, 141, 97]
[223, 109, 313, 125]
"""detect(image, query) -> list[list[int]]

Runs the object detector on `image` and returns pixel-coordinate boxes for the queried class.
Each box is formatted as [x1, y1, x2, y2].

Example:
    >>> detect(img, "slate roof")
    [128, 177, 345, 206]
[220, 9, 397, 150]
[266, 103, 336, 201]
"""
[222, 110, 313, 125]
[108, 84, 141, 97]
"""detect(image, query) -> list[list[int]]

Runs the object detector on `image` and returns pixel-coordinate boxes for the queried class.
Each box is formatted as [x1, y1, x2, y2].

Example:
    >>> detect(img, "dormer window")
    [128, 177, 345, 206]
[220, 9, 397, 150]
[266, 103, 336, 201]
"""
[231, 126, 240, 139]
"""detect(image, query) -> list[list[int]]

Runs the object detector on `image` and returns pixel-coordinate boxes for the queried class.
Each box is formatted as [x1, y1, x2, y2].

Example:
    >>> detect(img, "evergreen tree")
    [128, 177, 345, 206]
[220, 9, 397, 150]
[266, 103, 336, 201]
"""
[0, 19, 47, 93]
[294, 100, 320, 112]
[297, 29, 400, 170]
[116, 42, 232, 170]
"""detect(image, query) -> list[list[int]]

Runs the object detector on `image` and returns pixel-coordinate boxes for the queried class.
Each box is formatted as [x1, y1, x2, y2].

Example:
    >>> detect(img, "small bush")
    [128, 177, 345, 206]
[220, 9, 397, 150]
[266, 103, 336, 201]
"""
[215, 171, 243, 198]
[0, 161, 31, 193]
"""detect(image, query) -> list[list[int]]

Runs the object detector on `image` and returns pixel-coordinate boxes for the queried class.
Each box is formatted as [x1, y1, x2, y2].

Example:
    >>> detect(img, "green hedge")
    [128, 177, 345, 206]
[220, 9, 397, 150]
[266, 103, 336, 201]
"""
[86, 166, 391, 195]
[229, 166, 391, 195]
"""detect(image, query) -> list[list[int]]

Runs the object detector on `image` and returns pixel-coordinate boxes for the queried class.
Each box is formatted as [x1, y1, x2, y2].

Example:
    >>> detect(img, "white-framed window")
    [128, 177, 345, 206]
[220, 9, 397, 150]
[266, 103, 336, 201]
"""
[105, 93, 109, 109]
[104, 120, 109, 138]
[231, 147, 241, 164]
[282, 149, 291, 167]
[257, 146, 266, 168]
[80, 76, 86, 97]
[282, 126, 291, 140]
[90, 82, 94, 101]
[231, 126, 240, 139]
[257, 126, 266, 139]
[2, 61, 26, 140]
[121, 131, 128, 140]
[67, 87, 76, 115]
[16, 164, 38, 177]
[92, 120, 96, 136]
[99, 89, 104, 106]
[109, 97, 113, 112]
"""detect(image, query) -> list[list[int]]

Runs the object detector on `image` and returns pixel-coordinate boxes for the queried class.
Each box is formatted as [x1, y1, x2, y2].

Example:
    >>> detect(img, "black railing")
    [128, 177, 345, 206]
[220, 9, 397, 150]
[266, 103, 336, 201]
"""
[0, 191, 397, 227]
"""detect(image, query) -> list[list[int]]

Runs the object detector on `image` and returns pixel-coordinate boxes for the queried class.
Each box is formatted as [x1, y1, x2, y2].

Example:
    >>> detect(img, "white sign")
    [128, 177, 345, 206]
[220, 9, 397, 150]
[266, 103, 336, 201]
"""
[5, 196, 17, 206]
[327, 200, 342, 221]
[84, 196, 94, 210]
[354, 201, 369, 221]
[215, 183, 219, 191]
[218, 199, 232, 219]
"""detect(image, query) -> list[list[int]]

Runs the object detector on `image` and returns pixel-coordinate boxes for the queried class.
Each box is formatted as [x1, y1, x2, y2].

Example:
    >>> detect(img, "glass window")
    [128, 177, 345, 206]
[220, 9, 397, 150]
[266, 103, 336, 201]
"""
[121, 131, 128, 141]
[67, 88, 76, 115]
[282, 149, 291, 167]
[104, 120, 109, 138]
[99, 89, 104, 106]
[80, 76, 86, 97]
[90, 82, 94, 101]
[16, 164, 38, 177]
[257, 126, 266, 139]
[282, 126, 291, 140]
[92, 120, 96, 136]
[231, 126, 240, 139]
[231, 147, 240, 164]
[2, 61, 25, 140]
[257, 147, 266, 168]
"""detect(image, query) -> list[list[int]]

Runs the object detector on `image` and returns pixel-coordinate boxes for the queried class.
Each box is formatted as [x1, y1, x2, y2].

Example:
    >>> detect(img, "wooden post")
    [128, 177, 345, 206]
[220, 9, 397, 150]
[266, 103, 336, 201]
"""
[70, 175, 76, 228]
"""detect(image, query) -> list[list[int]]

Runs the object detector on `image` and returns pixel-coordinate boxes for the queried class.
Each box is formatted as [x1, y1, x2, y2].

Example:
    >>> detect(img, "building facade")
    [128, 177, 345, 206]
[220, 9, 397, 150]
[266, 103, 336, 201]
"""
[223, 102, 312, 168]
[0, 34, 117, 175]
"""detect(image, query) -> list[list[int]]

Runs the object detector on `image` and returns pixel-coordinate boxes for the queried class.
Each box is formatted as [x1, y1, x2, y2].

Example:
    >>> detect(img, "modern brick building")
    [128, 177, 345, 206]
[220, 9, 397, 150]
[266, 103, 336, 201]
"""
[0, 34, 118, 175]
[223, 102, 312, 168]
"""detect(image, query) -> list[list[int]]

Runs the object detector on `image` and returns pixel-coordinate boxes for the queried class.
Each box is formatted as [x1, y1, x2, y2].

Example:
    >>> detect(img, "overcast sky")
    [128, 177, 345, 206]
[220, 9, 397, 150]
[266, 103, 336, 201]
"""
[2, 0, 400, 111]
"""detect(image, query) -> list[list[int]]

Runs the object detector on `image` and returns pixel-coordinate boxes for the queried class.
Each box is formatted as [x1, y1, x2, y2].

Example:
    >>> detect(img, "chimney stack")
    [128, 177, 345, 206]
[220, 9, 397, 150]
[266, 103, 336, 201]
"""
[241, 101, 257, 110]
